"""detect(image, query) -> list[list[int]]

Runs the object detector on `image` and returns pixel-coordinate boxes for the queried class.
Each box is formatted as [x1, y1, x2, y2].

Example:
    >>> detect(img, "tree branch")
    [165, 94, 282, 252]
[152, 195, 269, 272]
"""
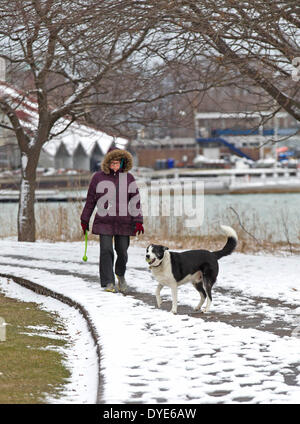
[229, 206, 263, 247]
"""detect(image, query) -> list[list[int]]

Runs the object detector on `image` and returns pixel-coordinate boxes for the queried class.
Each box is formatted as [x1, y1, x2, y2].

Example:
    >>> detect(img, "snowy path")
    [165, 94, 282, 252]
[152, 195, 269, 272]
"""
[0, 240, 300, 404]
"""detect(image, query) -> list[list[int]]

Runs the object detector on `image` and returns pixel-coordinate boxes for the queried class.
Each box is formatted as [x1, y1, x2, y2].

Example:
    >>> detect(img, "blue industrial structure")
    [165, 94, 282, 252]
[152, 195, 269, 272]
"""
[196, 137, 254, 160]
[211, 128, 274, 137]
[194, 111, 299, 163]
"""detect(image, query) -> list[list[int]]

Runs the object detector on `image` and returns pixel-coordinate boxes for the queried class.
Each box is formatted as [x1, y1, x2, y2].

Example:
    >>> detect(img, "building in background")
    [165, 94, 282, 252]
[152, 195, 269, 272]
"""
[0, 76, 127, 171]
[131, 137, 197, 168]
[133, 110, 300, 169]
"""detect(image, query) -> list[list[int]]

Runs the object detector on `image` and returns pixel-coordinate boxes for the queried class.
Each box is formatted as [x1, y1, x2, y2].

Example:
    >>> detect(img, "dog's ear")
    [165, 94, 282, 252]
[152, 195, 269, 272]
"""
[158, 245, 169, 252]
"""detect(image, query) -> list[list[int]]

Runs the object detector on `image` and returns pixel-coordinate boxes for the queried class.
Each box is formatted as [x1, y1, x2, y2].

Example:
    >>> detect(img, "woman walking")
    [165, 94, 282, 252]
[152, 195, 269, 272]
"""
[80, 148, 144, 293]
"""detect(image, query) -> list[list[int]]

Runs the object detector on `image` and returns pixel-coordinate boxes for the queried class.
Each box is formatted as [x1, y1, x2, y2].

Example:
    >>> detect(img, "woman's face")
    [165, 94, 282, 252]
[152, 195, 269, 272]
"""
[110, 160, 121, 172]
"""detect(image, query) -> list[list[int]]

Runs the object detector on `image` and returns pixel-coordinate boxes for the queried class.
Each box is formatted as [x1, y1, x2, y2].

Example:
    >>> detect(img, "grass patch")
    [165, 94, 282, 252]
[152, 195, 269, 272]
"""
[0, 289, 71, 404]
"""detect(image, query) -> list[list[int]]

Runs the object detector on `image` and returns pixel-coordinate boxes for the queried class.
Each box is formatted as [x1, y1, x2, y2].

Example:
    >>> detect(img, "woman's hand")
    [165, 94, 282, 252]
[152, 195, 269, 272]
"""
[134, 222, 144, 235]
[81, 221, 89, 235]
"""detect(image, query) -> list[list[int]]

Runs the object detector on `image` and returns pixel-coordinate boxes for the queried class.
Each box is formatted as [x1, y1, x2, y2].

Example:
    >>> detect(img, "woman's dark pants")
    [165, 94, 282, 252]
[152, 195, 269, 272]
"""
[99, 235, 130, 287]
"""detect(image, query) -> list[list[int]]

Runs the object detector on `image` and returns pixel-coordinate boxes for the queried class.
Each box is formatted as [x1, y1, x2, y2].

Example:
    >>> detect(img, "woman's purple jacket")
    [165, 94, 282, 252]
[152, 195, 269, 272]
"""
[81, 150, 143, 236]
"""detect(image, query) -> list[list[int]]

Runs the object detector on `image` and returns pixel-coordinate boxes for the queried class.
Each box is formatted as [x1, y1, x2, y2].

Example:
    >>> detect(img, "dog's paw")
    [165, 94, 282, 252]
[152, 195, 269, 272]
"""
[194, 307, 204, 314]
[156, 298, 162, 308]
[171, 308, 177, 314]
[194, 304, 205, 313]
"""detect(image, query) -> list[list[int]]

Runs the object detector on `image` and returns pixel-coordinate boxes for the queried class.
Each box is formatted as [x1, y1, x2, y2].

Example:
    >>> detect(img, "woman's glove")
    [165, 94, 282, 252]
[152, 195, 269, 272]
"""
[134, 222, 144, 235]
[81, 221, 89, 235]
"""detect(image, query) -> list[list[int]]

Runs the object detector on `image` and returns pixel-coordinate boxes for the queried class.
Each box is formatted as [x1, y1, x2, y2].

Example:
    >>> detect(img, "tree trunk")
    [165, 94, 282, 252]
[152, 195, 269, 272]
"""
[17, 153, 38, 242]
[18, 176, 36, 242]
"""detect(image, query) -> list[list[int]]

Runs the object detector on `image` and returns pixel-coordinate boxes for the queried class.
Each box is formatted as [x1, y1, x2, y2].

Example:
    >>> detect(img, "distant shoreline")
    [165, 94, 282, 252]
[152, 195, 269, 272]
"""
[0, 168, 300, 201]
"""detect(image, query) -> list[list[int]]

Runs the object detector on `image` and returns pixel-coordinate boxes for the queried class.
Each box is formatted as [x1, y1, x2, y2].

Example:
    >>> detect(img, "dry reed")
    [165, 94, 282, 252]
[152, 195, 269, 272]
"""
[0, 199, 299, 255]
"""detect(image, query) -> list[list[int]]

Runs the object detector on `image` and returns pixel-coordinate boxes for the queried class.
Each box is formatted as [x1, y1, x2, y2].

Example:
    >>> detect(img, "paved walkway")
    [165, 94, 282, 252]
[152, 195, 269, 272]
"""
[0, 241, 300, 404]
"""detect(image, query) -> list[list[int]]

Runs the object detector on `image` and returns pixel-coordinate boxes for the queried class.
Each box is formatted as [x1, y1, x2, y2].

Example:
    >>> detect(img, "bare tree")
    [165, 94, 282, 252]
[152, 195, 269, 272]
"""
[1, 1, 299, 243]
[88, 58, 242, 138]
[100, 0, 300, 141]
[0, 0, 163, 242]
[0, 1, 240, 243]
[144, 0, 300, 124]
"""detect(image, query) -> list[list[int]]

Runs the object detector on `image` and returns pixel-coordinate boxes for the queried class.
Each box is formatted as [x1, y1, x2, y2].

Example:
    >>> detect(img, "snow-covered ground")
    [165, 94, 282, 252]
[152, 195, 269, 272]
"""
[0, 239, 300, 404]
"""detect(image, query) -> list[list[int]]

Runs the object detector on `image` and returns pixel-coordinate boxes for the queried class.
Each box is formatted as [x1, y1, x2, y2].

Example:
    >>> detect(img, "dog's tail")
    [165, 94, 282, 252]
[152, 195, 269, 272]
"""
[213, 225, 238, 260]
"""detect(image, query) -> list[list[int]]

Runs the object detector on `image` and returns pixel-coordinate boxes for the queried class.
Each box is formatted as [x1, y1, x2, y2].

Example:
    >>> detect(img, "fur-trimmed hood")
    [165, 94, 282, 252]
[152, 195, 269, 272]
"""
[101, 148, 133, 175]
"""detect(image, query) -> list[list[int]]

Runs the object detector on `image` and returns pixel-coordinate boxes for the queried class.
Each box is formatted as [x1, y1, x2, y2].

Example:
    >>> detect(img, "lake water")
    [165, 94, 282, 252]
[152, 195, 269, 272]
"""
[0, 192, 299, 243]
[201, 192, 300, 242]
[143, 191, 300, 243]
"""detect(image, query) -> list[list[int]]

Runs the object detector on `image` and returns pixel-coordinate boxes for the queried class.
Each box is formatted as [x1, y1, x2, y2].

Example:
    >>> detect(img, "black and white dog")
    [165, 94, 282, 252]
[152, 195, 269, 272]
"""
[146, 225, 238, 314]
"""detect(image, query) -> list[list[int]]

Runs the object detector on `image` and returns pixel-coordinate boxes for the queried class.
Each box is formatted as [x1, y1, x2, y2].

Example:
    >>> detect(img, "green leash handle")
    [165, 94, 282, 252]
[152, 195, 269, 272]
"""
[82, 230, 88, 262]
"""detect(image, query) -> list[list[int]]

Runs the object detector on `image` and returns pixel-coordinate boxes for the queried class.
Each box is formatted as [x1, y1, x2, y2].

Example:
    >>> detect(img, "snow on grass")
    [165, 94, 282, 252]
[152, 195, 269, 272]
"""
[0, 275, 98, 404]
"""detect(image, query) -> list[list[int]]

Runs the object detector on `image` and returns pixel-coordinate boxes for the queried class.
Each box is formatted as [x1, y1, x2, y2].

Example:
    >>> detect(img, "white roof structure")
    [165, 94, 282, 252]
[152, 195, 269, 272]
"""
[0, 81, 128, 156]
